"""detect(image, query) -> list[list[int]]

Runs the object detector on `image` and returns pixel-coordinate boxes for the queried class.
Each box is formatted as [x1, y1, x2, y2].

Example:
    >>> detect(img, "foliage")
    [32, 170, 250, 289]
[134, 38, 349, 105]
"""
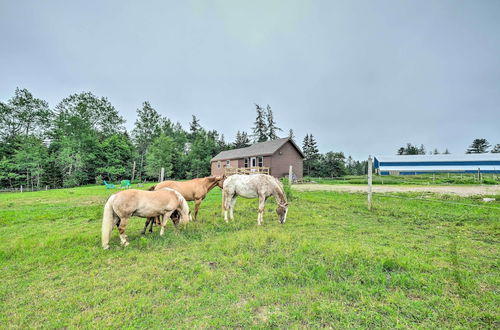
[0, 88, 52, 139]
[397, 143, 426, 155]
[489, 144, 500, 153]
[145, 134, 175, 179]
[233, 130, 251, 149]
[265, 105, 281, 140]
[98, 133, 135, 181]
[252, 104, 268, 143]
[302, 134, 319, 176]
[132, 101, 163, 179]
[280, 177, 293, 200]
[466, 138, 490, 153]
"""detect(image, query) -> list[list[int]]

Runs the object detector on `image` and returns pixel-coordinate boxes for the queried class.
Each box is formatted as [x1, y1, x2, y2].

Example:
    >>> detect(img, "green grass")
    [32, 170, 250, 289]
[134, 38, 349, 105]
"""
[0, 185, 499, 328]
[307, 173, 500, 185]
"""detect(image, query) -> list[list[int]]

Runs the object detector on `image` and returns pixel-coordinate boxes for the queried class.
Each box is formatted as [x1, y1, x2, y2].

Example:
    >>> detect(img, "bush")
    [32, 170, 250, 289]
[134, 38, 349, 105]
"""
[280, 177, 293, 201]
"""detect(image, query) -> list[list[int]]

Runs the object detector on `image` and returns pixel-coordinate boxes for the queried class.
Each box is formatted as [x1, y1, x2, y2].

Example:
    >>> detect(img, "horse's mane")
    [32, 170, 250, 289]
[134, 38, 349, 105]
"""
[271, 177, 287, 205]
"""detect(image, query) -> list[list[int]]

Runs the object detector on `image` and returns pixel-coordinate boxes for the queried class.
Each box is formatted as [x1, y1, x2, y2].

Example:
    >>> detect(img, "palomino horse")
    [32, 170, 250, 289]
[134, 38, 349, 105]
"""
[142, 176, 223, 232]
[101, 188, 190, 249]
[223, 174, 288, 225]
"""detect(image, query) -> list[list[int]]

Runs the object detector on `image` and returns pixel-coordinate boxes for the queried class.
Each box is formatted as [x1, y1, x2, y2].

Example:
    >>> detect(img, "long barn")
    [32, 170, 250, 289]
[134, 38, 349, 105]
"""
[374, 154, 500, 175]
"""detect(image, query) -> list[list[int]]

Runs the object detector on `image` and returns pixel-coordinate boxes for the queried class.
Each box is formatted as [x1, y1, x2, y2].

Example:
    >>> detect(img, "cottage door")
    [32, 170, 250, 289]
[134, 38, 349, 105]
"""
[251, 157, 256, 168]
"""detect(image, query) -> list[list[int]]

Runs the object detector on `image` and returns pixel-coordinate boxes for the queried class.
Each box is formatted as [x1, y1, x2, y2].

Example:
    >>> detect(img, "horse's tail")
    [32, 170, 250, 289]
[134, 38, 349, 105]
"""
[101, 194, 117, 249]
[148, 185, 156, 191]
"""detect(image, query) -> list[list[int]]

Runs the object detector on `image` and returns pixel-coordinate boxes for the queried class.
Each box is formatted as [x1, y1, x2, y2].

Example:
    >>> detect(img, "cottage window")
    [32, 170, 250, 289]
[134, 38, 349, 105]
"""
[258, 156, 263, 167]
[226, 160, 231, 167]
[244, 158, 249, 168]
[217, 161, 221, 168]
[251, 157, 256, 167]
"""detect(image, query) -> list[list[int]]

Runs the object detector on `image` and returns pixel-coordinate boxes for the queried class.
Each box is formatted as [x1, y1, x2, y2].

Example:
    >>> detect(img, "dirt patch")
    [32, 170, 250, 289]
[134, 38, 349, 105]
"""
[294, 184, 500, 197]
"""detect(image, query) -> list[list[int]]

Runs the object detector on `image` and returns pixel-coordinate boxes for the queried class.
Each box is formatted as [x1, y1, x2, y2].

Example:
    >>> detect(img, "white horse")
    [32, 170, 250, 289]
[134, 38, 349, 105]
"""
[101, 188, 190, 249]
[223, 174, 288, 225]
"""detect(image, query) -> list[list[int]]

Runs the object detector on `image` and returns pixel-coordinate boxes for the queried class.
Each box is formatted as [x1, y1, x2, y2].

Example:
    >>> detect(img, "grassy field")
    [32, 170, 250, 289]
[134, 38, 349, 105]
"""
[0, 185, 499, 328]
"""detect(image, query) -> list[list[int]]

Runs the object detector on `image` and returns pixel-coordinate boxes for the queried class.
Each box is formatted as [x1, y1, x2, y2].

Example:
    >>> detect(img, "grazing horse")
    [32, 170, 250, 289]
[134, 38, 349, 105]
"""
[142, 176, 223, 233]
[223, 174, 288, 225]
[101, 188, 190, 249]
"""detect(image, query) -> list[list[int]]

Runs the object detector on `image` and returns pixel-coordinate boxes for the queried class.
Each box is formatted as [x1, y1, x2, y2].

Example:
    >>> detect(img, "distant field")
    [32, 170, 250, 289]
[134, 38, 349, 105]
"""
[306, 173, 500, 185]
[0, 185, 499, 328]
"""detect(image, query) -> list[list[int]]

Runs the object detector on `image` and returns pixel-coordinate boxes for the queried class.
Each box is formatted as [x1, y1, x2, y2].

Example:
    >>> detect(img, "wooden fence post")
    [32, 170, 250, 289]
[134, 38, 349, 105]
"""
[131, 161, 136, 182]
[478, 168, 481, 184]
[367, 156, 373, 210]
[160, 167, 165, 182]
[20, 185, 23, 193]
[289, 165, 293, 184]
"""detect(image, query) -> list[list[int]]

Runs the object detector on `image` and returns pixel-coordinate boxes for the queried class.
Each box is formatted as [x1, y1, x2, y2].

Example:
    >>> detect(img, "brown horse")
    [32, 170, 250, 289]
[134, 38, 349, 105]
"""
[142, 176, 223, 232]
[102, 188, 190, 249]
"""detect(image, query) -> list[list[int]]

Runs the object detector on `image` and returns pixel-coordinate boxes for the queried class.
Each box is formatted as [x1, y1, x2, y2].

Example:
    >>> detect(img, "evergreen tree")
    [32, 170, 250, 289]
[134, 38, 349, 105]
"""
[418, 144, 426, 155]
[252, 104, 267, 142]
[234, 130, 251, 149]
[466, 139, 490, 153]
[189, 115, 201, 135]
[303, 134, 319, 176]
[397, 143, 426, 155]
[433, 148, 439, 155]
[443, 148, 450, 154]
[265, 105, 281, 140]
[288, 129, 295, 141]
[491, 144, 500, 153]
[131, 101, 163, 180]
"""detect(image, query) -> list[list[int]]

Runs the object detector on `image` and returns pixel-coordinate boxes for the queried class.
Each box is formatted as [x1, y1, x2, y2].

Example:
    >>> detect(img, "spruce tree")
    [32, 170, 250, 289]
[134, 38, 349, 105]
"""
[234, 130, 251, 148]
[189, 115, 201, 135]
[491, 144, 500, 153]
[443, 148, 450, 154]
[252, 104, 267, 142]
[433, 148, 439, 155]
[265, 105, 281, 140]
[466, 139, 490, 153]
[288, 129, 295, 141]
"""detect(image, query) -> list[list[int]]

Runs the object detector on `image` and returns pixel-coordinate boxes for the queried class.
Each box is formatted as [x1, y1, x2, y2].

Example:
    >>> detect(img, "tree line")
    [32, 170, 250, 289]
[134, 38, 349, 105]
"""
[0, 88, 231, 189]
[0, 89, 374, 190]
[397, 139, 499, 155]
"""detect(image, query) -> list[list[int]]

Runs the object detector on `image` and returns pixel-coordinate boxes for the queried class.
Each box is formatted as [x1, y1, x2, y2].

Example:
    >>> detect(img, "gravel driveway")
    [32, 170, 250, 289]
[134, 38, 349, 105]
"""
[293, 184, 500, 197]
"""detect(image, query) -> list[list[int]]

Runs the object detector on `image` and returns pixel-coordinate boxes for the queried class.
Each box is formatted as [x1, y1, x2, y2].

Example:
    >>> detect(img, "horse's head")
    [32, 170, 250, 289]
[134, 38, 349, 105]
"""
[216, 175, 225, 189]
[276, 202, 289, 224]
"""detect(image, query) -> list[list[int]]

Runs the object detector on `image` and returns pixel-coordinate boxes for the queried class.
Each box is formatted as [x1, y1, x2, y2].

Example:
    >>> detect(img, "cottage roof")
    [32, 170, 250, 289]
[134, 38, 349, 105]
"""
[211, 137, 304, 161]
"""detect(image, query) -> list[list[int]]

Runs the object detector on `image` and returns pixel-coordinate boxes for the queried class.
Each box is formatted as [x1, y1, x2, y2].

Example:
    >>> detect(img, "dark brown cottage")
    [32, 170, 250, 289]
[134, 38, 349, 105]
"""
[210, 137, 304, 179]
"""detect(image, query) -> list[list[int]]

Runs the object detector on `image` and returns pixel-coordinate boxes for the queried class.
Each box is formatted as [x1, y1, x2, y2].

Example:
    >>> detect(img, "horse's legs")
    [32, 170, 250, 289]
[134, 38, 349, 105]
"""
[141, 218, 152, 235]
[223, 191, 232, 222]
[257, 194, 266, 225]
[118, 217, 130, 246]
[229, 196, 237, 220]
[160, 211, 174, 236]
[148, 217, 156, 233]
[194, 199, 202, 221]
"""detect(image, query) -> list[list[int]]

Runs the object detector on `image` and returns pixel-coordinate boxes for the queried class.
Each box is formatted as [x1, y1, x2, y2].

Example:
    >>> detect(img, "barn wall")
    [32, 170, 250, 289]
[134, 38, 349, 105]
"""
[270, 141, 303, 179]
[211, 159, 240, 177]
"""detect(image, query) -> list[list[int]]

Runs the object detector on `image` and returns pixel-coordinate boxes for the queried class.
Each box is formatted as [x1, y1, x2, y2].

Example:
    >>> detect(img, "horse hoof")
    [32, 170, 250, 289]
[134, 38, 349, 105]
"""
[121, 241, 129, 247]
[103, 245, 110, 250]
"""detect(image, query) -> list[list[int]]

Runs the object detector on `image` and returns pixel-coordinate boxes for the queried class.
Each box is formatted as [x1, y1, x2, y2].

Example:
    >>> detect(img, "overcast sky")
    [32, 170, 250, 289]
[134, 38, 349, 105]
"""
[1, 0, 499, 159]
